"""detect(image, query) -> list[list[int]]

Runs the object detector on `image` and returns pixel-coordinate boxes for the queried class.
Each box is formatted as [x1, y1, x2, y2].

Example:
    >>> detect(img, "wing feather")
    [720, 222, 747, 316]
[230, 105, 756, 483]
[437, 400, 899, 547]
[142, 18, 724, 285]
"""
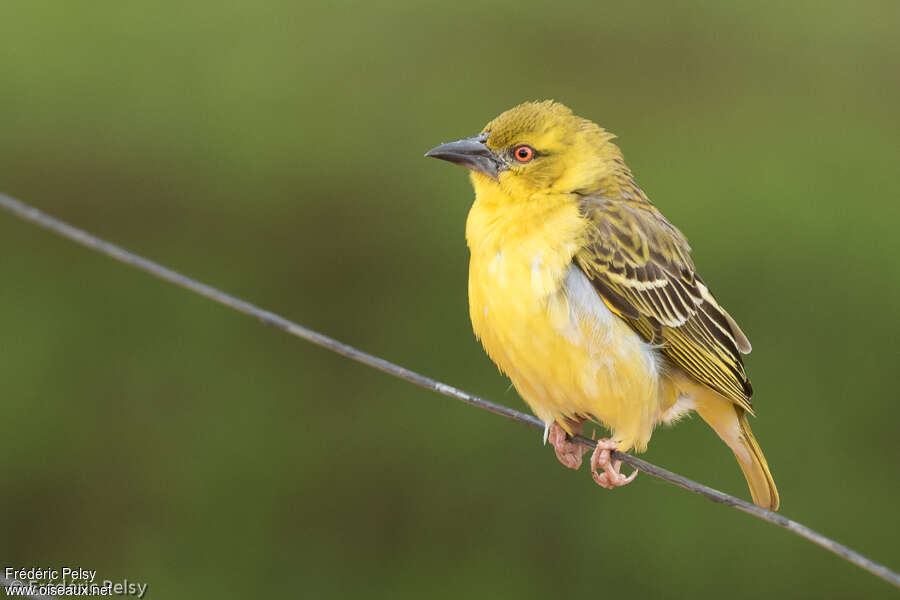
[575, 195, 754, 410]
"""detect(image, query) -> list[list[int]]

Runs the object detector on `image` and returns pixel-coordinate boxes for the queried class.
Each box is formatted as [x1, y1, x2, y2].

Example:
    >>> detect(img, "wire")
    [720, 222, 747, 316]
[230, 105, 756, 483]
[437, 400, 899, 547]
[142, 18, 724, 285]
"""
[1, 191, 897, 589]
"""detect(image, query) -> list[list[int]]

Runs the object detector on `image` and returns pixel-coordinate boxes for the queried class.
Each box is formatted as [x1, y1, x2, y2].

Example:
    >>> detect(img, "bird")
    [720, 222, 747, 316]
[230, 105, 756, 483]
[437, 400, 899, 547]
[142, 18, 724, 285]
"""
[425, 100, 779, 510]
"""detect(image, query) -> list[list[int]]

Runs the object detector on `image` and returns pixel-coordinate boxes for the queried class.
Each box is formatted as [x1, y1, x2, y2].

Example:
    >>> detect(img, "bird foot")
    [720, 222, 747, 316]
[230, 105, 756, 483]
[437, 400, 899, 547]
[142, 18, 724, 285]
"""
[547, 422, 587, 470]
[590, 438, 638, 490]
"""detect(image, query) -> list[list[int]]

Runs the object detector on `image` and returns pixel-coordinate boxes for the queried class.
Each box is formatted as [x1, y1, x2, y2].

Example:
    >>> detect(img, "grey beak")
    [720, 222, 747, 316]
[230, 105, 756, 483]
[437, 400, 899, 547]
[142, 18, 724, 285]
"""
[425, 132, 503, 180]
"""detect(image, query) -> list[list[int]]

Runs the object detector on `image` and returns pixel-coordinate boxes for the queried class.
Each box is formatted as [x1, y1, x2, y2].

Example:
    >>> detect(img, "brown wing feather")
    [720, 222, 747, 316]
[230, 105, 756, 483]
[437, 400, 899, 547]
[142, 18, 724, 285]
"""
[575, 194, 754, 411]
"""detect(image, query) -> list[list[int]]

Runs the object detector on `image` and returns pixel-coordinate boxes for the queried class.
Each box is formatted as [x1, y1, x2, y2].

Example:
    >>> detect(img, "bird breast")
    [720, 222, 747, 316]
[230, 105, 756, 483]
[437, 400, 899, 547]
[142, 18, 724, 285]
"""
[467, 222, 665, 450]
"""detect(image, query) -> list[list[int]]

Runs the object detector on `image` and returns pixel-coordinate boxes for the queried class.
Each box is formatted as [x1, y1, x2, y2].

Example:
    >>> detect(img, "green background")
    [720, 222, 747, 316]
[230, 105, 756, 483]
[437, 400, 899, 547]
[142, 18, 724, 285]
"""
[1, 1, 898, 598]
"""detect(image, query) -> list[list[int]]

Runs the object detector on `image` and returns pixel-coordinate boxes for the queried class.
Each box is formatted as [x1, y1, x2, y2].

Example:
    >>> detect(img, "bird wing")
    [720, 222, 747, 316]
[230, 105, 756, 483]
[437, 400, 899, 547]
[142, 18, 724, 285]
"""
[575, 194, 755, 411]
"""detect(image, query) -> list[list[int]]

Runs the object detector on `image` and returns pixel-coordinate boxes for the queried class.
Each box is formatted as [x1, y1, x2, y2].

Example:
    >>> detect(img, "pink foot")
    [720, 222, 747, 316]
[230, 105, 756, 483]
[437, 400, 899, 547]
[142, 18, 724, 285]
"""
[589, 439, 638, 490]
[547, 422, 587, 470]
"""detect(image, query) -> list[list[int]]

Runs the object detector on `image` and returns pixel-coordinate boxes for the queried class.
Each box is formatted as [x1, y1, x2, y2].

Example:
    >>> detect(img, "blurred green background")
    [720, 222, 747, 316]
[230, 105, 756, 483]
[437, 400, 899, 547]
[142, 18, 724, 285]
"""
[1, 1, 898, 598]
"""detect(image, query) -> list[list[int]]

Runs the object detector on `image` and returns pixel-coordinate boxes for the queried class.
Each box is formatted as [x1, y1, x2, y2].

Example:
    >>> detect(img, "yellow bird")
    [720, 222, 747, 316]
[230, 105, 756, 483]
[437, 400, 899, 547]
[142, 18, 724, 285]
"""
[426, 101, 779, 510]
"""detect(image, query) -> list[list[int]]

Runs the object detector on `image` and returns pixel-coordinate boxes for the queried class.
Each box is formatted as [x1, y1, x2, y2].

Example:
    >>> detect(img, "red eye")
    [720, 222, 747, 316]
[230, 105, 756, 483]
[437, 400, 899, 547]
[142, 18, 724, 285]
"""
[513, 145, 535, 163]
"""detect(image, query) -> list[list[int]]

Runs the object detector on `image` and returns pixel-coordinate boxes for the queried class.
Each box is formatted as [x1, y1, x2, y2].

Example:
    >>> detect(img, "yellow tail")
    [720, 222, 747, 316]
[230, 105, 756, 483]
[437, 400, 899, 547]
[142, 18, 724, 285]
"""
[695, 393, 780, 511]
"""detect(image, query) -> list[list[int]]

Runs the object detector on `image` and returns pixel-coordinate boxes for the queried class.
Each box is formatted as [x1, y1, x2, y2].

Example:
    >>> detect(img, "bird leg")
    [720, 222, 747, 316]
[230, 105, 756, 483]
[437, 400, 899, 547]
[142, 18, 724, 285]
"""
[546, 421, 588, 470]
[589, 438, 638, 490]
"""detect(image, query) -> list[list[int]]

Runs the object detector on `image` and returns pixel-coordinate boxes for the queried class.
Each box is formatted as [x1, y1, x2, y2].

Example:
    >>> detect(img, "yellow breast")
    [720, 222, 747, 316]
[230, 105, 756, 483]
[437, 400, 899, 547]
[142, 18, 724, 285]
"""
[465, 182, 667, 451]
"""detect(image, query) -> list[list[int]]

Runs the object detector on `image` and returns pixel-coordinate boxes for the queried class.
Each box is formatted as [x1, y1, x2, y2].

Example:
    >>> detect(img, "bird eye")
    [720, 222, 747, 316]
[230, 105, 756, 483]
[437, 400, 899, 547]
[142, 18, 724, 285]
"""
[513, 145, 535, 163]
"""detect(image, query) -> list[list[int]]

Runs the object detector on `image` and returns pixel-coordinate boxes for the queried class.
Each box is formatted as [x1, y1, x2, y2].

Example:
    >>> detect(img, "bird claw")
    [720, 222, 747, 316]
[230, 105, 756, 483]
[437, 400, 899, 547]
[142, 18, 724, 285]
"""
[590, 438, 638, 490]
[547, 422, 587, 470]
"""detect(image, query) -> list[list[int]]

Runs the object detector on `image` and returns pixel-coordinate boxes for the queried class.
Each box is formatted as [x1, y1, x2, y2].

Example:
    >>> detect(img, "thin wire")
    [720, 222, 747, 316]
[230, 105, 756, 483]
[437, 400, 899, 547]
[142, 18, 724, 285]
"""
[1, 191, 898, 589]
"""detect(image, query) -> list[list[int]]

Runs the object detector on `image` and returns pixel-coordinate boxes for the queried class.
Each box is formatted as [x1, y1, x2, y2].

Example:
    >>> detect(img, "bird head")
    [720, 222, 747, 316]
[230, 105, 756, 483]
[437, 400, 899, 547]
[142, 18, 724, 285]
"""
[425, 101, 619, 198]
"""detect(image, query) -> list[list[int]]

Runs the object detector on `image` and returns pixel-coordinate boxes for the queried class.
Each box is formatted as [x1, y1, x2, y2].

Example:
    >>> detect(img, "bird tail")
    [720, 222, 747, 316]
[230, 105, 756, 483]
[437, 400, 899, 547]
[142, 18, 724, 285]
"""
[694, 393, 780, 511]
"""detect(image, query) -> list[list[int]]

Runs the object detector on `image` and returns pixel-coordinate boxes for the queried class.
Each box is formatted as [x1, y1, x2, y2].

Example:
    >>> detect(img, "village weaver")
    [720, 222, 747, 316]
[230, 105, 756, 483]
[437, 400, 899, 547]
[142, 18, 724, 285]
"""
[425, 101, 779, 510]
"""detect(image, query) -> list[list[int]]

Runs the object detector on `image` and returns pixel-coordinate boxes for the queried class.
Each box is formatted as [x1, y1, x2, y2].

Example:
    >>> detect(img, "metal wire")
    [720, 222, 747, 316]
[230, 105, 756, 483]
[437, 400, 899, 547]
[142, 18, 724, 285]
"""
[1, 191, 897, 589]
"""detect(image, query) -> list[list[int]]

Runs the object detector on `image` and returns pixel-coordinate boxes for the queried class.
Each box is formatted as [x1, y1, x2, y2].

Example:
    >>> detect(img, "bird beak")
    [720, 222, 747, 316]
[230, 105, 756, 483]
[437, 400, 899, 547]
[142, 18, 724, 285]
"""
[424, 133, 503, 180]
